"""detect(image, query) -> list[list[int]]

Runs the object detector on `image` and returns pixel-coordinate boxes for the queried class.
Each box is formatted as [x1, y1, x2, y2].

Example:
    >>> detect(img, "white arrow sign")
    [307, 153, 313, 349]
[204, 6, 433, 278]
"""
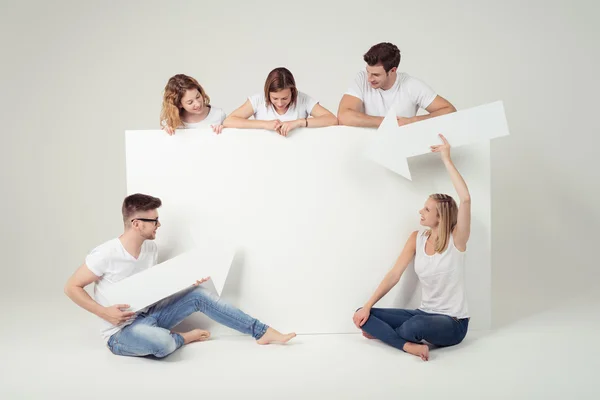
[364, 100, 510, 180]
[103, 240, 236, 312]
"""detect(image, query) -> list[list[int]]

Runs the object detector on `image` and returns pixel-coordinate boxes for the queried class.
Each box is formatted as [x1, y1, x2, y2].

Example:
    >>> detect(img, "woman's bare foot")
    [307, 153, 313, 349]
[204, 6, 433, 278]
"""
[403, 342, 429, 361]
[180, 329, 211, 345]
[362, 331, 376, 339]
[256, 327, 296, 345]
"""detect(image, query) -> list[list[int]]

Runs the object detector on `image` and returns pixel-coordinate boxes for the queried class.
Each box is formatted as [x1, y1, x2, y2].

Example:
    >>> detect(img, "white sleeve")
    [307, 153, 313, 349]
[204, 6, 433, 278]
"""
[219, 109, 227, 124]
[406, 75, 437, 109]
[248, 93, 264, 115]
[345, 71, 366, 101]
[85, 246, 110, 277]
[300, 92, 318, 116]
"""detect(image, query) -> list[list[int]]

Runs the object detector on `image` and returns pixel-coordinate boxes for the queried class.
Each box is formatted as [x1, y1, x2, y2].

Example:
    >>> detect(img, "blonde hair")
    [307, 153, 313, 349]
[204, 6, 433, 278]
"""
[424, 194, 458, 253]
[160, 74, 211, 129]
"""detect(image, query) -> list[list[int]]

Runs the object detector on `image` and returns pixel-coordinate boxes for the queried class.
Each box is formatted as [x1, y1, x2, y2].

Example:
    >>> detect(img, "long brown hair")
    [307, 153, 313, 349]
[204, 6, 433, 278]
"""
[424, 194, 458, 253]
[263, 67, 298, 109]
[160, 74, 211, 128]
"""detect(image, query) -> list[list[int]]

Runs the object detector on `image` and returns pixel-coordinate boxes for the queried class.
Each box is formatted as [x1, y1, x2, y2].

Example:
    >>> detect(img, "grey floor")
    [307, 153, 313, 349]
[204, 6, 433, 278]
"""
[2, 290, 599, 399]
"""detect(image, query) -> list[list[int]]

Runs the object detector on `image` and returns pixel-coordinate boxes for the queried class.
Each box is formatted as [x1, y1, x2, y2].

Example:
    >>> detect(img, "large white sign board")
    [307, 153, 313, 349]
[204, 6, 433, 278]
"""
[125, 127, 491, 333]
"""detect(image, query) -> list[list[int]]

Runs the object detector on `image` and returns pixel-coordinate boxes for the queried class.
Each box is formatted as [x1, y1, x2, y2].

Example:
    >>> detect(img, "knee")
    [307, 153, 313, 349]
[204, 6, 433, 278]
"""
[186, 287, 220, 313]
[191, 287, 218, 305]
[150, 334, 178, 358]
[397, 317, 426, 340]
[133, 325, 177, 358]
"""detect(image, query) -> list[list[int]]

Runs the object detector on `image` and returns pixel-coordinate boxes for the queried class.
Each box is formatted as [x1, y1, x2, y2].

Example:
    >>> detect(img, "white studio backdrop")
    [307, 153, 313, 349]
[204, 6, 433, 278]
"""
[125, 127, 491, 334]
[3, 1, 596, 332]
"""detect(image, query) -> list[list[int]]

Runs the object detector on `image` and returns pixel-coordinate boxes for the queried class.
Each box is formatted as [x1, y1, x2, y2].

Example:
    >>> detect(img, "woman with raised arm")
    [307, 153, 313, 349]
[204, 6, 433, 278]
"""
[223, 67, 337, 137]
[353, 134, 471, 361]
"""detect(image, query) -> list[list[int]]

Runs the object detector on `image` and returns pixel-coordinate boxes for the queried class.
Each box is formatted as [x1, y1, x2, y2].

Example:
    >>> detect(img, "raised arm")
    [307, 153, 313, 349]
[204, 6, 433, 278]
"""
[431, 134, 471, 250]
[223, 100, 280, 130]
[353, 231, 418, 327]
[64, 264, 135, 325]
[337, 94, 384, 128]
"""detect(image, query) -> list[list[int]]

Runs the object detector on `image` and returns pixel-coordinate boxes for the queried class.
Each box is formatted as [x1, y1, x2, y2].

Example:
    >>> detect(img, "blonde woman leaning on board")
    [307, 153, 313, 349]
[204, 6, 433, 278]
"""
[223, 67, 338, 137]
[353, 134, 471, 361]
[160, 74, 226, 135]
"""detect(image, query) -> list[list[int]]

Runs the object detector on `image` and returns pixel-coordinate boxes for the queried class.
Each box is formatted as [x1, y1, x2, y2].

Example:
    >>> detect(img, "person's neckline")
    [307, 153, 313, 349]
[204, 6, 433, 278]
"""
[274, 107, 289, 116]
[378, 72, 400, 92]
[423, 233, 450, 257]
[117, 236, 145, 260]
[182, 106, 212, 124]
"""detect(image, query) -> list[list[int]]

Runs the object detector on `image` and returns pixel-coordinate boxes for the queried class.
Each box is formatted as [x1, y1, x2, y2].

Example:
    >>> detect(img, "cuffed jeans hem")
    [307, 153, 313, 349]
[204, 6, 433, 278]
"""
[254, 323, 269, 340]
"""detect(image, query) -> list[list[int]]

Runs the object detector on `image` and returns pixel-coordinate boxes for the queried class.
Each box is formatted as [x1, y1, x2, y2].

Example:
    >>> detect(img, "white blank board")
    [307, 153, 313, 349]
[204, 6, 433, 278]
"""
[125, 127, 491, 333]
[103, 239, 235, 312]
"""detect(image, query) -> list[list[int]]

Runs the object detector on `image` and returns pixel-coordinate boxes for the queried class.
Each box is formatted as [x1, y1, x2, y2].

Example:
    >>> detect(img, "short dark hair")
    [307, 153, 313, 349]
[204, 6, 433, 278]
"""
[363, 42, 401, 72]
[122, 193, 162, 223]
[264, 67, 298, 108]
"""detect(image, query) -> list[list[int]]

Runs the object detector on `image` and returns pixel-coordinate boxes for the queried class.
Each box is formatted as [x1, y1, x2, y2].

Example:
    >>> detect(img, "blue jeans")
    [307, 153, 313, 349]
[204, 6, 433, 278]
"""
[107, 286, 268, 358]
[360, 308, 469, 351]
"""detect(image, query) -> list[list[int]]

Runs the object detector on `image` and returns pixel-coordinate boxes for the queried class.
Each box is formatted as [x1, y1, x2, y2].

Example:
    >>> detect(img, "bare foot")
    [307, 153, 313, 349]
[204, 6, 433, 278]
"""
[362, 331, 376, 339]
[403, 342, 429, 361]
[256, 327, 296, 345]
[180, 329, 211, 345]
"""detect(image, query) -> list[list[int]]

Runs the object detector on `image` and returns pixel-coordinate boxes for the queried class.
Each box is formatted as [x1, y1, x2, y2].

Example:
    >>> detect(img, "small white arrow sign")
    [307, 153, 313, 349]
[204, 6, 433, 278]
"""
[364, 100, 510, 180]
[103, 242, 235, 312]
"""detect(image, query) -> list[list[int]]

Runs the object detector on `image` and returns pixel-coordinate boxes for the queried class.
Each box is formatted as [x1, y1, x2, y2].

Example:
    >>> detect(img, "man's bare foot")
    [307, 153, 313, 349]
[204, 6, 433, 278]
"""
[362, 331, 376, 339]
[180, 329, 211, 345]
[403, 342, 429, 361]
[256, 327, 296, 345]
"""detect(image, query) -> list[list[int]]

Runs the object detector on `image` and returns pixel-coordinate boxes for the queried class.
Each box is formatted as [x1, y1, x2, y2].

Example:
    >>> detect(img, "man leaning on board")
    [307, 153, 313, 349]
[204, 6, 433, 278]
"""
[64, 193, 295, 358]
[337, 42, 456, 128]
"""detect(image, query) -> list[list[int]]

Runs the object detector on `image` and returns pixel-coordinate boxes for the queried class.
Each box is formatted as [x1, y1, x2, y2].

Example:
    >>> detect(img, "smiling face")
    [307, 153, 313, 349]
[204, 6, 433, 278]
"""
[130, 209, 161, 240]
[269, 88, 292, 112]
[179, 89, 206, 115]
[419, 197, 440, 228]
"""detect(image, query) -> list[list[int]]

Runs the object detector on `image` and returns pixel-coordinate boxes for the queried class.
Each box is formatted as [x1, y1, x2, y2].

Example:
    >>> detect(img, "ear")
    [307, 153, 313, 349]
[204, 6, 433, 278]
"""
[389, 67, 397, 74]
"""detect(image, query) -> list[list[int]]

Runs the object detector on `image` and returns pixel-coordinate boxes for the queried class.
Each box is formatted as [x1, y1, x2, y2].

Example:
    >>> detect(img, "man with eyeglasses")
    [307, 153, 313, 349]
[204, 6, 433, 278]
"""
[64, 193, 295, 358]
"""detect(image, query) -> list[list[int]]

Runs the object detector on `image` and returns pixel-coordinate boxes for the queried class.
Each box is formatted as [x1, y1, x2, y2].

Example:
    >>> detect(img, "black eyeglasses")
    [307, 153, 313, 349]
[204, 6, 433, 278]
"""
[131, 218, 159, 226]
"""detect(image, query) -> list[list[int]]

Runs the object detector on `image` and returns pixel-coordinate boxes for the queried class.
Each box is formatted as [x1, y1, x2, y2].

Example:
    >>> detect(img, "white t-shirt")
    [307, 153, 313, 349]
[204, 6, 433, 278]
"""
[248, 92, 318, 121]
[161, 106, 226, 129]
[345, 71, 437, 118]
[183, 106, 226, 128]
[414, 230, 469, 319]
[85, 238, 158, 339]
